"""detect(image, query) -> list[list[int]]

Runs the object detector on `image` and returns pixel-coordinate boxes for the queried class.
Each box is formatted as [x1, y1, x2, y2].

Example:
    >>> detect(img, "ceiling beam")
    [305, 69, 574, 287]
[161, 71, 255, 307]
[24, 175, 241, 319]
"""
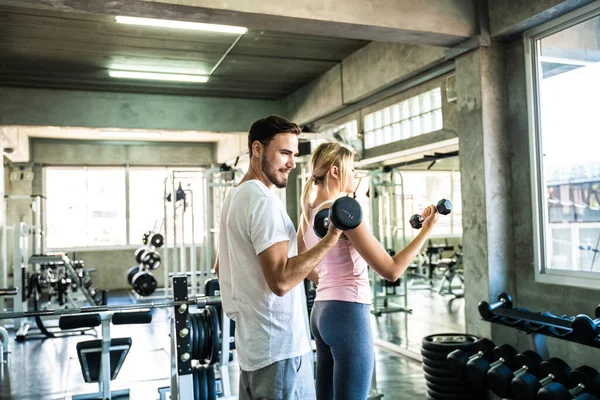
[0, 0, 477, 47]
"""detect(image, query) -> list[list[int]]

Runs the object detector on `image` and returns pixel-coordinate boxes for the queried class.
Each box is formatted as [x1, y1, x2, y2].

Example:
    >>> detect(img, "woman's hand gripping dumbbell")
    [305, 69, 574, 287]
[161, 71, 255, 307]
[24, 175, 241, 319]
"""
[409, 199, 453, 229]
[313, 197, 363, 239]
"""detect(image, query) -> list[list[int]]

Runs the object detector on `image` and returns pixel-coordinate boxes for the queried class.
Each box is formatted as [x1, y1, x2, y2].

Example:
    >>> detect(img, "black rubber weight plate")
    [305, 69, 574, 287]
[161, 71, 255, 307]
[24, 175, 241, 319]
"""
[206, 305, 220, 365]
[193, 368, 200, 400]
[424, 371, 469, 387]
[422, 363, 455, 378]
[421, 348, 450, 361]
[206, 365, 216, 400]
[427, 388, 480, 400]
[422, 357, 450, 370]
[422, 333, 478, 353]
[199, 366, 208, 400]
[426, 381, 478, 394]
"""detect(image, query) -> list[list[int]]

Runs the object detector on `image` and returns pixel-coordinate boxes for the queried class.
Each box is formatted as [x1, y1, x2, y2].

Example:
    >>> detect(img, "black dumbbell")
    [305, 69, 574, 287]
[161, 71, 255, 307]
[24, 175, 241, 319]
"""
[511, 357, 572, 400]
[571, 305, 600, 344]
[487, 350, 544, 398]
[447, 337, 496, 380]
[313, 197, 363, 239]
[478, 292, 513, 320]
[409, 199, 452, 229]
[538, 366, 600, 400]
[466, 344, 518, 386]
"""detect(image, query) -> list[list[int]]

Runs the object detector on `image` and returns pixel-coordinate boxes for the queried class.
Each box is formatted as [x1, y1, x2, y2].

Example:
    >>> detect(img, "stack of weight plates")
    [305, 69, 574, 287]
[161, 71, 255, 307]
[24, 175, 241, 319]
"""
[421, 333, 486, 400]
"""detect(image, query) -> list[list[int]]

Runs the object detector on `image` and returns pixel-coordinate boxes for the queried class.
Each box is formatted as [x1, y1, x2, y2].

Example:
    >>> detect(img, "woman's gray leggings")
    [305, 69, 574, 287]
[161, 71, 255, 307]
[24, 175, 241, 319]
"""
[310, 300, 374, 400]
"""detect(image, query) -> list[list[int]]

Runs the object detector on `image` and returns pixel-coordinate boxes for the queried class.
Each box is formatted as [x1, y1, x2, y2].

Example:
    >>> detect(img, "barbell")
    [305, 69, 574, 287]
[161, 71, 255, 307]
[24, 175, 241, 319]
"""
[0, 295, 221, 320]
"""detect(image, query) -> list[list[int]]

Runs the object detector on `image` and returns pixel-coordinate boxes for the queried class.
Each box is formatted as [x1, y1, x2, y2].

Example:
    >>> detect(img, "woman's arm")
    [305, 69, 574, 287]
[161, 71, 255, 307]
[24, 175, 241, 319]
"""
[345, 205, 439, 281]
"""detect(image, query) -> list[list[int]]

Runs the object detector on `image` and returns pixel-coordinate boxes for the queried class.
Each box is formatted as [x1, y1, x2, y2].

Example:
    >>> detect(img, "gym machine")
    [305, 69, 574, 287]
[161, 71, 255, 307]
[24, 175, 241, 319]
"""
[202, 166, 243, 291]
[368, 166, 412, 316]
[161, 167, 242, 299]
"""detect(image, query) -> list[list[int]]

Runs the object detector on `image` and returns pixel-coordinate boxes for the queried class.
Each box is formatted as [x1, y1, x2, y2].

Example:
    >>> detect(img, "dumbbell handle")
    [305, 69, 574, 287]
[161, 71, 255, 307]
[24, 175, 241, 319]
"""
[479, 297, 510, 320]
[539, 374, 555, 386]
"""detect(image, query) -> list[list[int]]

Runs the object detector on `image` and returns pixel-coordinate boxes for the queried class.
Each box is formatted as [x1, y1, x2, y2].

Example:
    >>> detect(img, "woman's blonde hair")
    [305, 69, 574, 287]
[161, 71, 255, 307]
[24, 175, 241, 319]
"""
[300, 142, 355, 232]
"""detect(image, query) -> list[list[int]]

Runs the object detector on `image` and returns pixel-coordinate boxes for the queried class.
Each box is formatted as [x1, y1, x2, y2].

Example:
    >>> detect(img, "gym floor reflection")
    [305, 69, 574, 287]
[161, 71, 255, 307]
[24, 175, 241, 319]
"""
[0, 290, 464, 400]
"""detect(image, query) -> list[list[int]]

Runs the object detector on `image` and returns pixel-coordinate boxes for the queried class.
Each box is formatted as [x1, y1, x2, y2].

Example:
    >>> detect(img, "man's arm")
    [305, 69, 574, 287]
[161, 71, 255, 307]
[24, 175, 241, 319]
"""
[259, 228, 339, 297]
[213, 253, 219, 280]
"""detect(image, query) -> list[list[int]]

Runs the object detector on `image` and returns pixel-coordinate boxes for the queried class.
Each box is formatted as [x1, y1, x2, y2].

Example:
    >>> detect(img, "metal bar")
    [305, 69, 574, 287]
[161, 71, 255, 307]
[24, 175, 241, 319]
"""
[209, 34, 244, 76]
[0, 288, 17, 296]
[0, 295, 221, 320]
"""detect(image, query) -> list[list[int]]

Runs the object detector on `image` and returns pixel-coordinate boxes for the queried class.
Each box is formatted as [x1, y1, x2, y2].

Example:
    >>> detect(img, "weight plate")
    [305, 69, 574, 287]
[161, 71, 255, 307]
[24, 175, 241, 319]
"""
[313, 208, 330, 239]
[330, 197, 362, 231]
[131, 271, 157, 296]
[126, 265, 140, 285]
[206, 305, 220, 365]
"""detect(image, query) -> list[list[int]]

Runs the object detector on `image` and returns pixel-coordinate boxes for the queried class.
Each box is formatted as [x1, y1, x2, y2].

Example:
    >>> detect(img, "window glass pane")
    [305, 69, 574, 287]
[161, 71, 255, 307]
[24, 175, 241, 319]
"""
[383, 126, 392, 144]
[46, 168, 125, 248]
[537, 14, 600, 273]
[86, 169, 126, 246]
[46, 169, 88, 248]
[391, 104, 401, 123]
[129, 168, 168, 245]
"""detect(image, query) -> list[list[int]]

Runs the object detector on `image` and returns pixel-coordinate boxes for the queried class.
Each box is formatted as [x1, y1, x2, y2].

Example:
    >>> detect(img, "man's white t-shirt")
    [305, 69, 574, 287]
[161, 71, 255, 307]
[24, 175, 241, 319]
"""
[218, 180, 310, 371]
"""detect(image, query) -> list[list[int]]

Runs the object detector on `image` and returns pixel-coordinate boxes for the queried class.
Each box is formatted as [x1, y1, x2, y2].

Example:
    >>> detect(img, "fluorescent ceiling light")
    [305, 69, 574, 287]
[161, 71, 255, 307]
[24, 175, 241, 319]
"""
[101, 131, 162, 138]
[115, 16, 247, 34]
[109, 70, 209, 83]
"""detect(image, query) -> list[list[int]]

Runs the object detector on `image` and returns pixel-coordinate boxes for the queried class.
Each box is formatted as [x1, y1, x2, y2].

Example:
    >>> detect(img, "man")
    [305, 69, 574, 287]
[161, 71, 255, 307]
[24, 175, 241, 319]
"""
[216, 115, 341, 399]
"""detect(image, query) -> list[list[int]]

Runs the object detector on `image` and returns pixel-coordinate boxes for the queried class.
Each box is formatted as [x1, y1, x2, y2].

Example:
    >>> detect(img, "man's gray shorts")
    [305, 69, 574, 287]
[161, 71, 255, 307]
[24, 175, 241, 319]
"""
[239, 352, 316, 400]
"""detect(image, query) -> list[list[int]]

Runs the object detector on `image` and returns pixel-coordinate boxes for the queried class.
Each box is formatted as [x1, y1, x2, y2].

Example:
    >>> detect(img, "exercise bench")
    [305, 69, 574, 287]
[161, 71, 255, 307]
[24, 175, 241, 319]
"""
[59, 308, 152, 399]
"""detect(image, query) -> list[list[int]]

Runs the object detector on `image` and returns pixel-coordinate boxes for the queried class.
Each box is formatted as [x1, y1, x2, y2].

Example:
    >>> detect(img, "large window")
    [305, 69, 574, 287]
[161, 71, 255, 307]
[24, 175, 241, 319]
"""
[46, 167, 205, 249]
[527, 4, 600, 281]
[363, 88, 443, 150]
[46, 168, 126, 248]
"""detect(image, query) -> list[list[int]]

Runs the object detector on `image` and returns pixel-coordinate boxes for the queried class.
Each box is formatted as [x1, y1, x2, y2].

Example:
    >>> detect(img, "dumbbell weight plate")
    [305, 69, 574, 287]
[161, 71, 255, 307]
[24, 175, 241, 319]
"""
[568, 366, 600, 395]
[329, 197, 362, 231]
[127, 265, 140, 285]
[313, 208, 330, 239]
[131, 271, 157, 296]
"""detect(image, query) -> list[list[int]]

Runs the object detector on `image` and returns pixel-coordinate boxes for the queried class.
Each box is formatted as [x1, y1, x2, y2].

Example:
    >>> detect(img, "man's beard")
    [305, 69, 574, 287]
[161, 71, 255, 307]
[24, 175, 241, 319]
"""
[261, 156, 289, 188]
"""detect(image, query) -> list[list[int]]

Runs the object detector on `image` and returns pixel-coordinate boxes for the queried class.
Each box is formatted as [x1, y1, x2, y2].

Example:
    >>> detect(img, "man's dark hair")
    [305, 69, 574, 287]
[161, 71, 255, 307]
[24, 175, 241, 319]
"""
[248, 115, 301, 157]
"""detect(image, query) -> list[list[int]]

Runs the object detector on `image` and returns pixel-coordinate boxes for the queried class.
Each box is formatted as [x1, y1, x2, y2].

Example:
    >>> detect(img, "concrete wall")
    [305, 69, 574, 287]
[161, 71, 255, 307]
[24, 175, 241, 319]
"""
[31, 139, 215, 166]
[489, 0, 597, 38]
[0, 87, 281, 132]
[284, 42, 447, 126]
[6, 0, 476, 46]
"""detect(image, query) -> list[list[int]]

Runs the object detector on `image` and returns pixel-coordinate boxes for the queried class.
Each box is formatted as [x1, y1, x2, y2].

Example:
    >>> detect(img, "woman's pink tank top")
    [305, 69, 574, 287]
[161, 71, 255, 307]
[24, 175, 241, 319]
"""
[303, 200, 371, 305]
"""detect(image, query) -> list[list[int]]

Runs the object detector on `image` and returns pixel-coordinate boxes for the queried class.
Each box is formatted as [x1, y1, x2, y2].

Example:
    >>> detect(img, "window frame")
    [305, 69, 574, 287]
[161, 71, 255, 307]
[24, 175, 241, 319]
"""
[525, 2, 600, 288]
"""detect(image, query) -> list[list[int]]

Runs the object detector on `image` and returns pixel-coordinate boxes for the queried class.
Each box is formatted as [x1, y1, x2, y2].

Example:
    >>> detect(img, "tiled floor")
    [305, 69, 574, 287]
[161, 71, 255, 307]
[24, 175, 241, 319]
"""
[0, 287, 465, 399]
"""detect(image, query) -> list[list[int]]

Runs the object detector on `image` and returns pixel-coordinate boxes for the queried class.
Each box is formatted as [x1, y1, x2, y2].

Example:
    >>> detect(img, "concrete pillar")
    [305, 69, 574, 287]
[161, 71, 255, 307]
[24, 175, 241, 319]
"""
[455, 44, 517, 340]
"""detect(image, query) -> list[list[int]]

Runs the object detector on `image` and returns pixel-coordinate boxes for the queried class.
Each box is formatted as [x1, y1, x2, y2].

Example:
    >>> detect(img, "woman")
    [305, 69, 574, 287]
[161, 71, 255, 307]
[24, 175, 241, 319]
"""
[298, 142, 440, 400]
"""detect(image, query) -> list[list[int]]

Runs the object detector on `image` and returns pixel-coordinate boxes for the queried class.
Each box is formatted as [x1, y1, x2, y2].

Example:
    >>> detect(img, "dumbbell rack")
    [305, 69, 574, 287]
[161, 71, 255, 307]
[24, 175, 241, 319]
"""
[479, 294, 600, 359]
